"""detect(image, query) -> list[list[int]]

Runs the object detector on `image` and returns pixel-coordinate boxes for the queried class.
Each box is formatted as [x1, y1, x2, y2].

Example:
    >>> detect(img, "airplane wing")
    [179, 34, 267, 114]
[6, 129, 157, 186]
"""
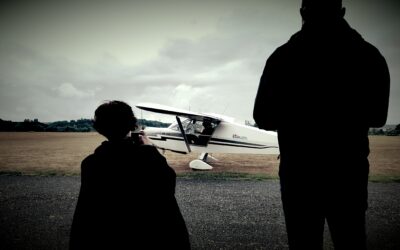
[136, 102, 222, 122]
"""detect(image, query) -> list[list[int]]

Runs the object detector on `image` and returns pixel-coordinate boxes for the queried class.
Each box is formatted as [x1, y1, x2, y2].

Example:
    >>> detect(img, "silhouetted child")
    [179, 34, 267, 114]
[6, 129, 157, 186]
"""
[70, 100, 191, 249]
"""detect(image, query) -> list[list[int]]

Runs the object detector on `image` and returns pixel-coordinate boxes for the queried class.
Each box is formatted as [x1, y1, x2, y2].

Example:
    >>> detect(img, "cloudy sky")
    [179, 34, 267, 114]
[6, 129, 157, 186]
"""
[0, 0, 399, 124]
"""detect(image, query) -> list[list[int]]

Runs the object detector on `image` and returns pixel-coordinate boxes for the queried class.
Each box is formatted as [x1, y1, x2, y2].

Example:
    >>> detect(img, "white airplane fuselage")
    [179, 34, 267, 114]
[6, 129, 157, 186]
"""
[144, 121, 279, 155]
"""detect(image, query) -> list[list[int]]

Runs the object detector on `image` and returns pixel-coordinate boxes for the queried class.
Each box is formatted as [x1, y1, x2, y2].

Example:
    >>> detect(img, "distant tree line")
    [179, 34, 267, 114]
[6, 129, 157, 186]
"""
[0, 118, 171, 132]
[252, 121, 400, 136]
[368, 124, 400, 136]
[137, 119, 171, 129]
[45, 119, 95, 132]
[2, 117, 398, 135]
[0, 118, 95, 132]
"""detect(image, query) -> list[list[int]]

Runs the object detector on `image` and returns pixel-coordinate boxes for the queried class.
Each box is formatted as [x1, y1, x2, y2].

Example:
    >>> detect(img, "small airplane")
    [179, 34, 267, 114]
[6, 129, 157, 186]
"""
[136, 103, 279, 170]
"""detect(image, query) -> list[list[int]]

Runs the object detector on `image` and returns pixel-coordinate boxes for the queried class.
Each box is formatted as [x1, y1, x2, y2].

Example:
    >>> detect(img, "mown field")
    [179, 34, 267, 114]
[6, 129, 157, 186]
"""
[0, 132, 399, 181]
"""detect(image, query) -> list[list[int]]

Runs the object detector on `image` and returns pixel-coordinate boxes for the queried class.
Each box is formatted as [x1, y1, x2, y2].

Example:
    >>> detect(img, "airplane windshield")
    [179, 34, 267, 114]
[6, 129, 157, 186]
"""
[169, 118, 218, 146]
[169, 119, 191, 132]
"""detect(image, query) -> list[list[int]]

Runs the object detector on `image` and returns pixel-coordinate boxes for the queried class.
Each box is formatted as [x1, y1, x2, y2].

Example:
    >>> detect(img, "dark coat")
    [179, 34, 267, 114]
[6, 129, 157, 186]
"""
[69, 140, 191, 249]
[253, 18, 390, 249]
[254, 19, 390, 166]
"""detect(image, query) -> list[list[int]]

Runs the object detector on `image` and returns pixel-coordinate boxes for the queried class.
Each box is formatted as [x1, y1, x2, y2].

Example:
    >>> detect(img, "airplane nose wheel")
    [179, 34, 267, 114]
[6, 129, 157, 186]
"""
[189, 152, 213, 170]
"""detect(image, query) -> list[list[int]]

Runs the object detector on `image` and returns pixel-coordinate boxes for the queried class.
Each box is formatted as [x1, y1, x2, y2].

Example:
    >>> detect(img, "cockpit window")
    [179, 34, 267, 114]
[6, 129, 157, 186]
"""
[168, 118, 192, 132]
[168, 118, 219, 146]
[169, 123, 179, 131]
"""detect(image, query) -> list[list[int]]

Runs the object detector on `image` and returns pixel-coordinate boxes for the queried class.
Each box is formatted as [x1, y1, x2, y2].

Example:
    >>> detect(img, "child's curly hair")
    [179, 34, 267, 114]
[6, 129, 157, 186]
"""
[93, 100, 137, 141]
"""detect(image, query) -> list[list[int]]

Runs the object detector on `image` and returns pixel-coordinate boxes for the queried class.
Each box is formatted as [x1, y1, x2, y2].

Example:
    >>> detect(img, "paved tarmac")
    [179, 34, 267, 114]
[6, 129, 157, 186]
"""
[0, 175, 399, 249]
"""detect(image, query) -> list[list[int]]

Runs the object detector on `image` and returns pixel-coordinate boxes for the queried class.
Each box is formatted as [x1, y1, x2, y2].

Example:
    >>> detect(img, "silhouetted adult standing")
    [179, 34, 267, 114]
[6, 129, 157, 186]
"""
[253, 0, 390, 249]
[70, 101, 191, 249]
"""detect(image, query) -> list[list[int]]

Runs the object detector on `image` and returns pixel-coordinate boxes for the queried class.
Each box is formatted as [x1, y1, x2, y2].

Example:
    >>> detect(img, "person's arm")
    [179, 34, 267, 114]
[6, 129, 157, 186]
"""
[139, 145, 176, 193]
[253, 51, 282, 131]
[366, 48, 390, 128]
[138, 130, 153, 145]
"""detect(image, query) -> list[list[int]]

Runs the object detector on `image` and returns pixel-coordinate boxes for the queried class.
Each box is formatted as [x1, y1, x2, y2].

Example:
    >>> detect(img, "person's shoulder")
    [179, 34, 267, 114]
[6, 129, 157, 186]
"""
[360, 39, 385, 58]
[79, 154, 98, 177]
[349, 28, 385, 58]
[81, 154, 96, 168]
[273, 41, 293, 54]
[351, 37, 388, 69]
[82, 141, 109, 163]
[267, 31, 301, 60]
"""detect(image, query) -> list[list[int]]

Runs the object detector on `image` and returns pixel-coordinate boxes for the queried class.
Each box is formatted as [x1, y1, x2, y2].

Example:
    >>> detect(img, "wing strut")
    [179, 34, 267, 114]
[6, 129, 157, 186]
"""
[176, 116, 191, 153]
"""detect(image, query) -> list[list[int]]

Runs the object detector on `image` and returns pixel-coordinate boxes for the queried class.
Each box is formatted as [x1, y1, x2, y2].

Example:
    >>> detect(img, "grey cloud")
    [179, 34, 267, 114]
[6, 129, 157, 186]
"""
[0, 0, 398, 124]
[54, 83, 96, 99]
[125, 9, 300, 120]
[0, 44, 142, 121]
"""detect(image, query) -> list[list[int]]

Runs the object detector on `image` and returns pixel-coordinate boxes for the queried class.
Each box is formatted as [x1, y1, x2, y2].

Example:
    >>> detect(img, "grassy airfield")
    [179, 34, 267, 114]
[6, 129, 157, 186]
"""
[0, 132, 399, 182]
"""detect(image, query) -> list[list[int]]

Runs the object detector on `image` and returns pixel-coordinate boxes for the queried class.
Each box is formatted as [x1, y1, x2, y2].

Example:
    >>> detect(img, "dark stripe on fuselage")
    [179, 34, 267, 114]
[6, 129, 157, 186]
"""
[208, 141, 277, 149]
[209, 137, 268, 147]
[148, 135, 277, 149]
